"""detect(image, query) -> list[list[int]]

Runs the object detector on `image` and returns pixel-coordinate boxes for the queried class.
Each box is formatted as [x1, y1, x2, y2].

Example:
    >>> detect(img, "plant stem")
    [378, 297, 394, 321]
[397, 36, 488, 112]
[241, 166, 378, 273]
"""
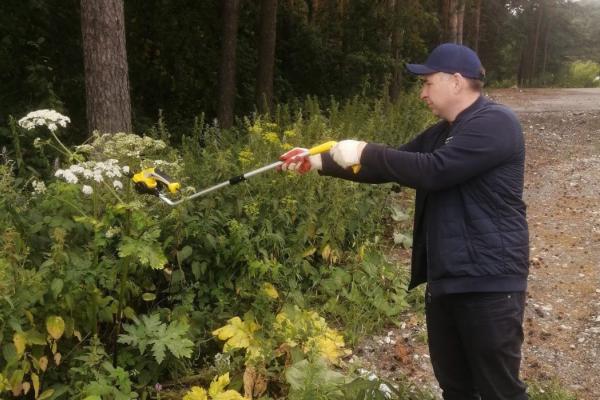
[49, 129, 74, 159]
[50, 195, 89, 218]
[113, 208, 132, 366]
[9, 117, 24, 172]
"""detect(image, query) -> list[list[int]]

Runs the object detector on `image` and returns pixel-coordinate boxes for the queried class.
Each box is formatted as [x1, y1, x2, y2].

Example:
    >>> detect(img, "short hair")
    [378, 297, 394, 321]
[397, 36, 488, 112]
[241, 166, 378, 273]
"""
[466, 66, 485, 92]
[466, 77, 484, 92]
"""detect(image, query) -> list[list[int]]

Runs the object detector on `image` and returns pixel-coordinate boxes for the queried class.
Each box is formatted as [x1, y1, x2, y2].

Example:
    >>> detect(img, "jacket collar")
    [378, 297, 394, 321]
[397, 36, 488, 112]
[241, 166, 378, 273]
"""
[451, 95, 488, 125]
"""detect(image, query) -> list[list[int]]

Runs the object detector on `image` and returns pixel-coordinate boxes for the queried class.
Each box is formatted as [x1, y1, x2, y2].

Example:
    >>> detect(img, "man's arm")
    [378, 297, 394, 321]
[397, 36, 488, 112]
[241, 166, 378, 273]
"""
[359, 110, 522, 191]
[319, 123, 441, 182]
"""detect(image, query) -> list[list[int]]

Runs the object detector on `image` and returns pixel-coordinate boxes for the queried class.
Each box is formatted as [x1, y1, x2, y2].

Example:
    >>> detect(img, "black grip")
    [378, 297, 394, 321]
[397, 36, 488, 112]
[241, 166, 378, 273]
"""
[229, 175, 246, 185]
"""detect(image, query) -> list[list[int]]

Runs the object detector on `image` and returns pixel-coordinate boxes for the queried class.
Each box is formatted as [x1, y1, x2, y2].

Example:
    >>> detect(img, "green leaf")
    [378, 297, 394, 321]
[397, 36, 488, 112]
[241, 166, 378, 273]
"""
[50, 279, 63, 299]
[285, 358, 345, 397]
[177, 245, 193, 263]
[171, 269, 185, 284]
[118, 314, 193, 365]
[25, 329, 47, 346]
[141, 293, 156, 302]
[2, 343, 18, 364]
[118, 237, 167, 270]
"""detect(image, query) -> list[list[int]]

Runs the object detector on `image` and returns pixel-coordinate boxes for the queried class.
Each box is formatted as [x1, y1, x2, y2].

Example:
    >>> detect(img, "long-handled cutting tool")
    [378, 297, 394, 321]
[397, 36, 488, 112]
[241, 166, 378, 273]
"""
[132, 140, 353, 206]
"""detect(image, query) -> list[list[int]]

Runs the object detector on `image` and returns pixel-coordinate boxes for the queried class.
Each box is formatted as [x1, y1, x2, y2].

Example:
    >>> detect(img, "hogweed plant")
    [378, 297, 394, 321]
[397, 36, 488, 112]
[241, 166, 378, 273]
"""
[0, 110, 192, 397]
[18, 109, 78, 164]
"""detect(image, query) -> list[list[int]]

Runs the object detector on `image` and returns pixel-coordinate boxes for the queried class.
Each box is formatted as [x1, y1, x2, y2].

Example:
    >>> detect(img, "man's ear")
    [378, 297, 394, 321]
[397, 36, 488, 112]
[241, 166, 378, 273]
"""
[452, 73, 464, 93]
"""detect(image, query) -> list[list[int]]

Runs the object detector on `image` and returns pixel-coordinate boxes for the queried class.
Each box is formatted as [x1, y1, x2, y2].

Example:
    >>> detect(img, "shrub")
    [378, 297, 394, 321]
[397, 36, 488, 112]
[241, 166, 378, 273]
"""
[561, 60, 600, 88]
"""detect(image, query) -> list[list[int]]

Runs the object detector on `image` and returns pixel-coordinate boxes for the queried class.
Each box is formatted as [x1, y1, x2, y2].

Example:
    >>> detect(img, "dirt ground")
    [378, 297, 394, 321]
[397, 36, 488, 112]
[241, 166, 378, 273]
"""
[353, 88, 600, 399]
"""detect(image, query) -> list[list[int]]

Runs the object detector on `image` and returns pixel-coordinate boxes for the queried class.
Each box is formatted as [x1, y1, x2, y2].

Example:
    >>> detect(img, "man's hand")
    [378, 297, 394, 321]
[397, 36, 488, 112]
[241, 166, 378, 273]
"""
[279, 147, 322, 174]
[330, 140, 367, 169]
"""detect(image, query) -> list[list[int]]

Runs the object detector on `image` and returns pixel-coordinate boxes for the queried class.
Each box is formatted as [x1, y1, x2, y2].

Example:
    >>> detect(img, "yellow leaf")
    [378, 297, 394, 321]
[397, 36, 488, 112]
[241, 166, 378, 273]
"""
[314, 329, 347, 364]
[24, 310, 35, 325]
[31, 373, 40, 399]
[73, 330, 83, 342]
[13, 333, 27, 357]
[302, 247, 316, 258]
[46, 316, 65, 340]
[51, 341, 57, 355]
[182, 386, 208, 400]
[54, 352, 62, 366]
[261, 282, 279, 299]
[212, 317, 259, 352]
[22, 381, 31, 395]
[38, 356, 49, 372]
[0, 373, 9, 391]
[208, 372, 230, 397]
[321, 244, 331, 261]
[212, 390, 245, 400]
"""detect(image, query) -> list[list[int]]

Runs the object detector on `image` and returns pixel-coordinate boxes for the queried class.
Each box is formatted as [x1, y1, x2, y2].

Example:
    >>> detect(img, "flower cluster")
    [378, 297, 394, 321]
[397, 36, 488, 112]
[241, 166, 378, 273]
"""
[54, 159, 130, 195]
[18, 109, 70, 132]
[31, 180, 47, 195]
[82, 132, 168, 160]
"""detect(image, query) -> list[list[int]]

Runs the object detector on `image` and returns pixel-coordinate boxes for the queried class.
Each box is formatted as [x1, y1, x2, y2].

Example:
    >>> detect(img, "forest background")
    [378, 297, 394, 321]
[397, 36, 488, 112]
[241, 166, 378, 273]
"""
[1, 1, 599, 399]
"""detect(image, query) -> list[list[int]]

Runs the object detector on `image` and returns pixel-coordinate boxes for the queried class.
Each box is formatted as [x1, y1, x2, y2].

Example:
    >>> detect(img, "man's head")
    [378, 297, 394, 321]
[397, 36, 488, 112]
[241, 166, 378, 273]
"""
[407, 43, 485, 122]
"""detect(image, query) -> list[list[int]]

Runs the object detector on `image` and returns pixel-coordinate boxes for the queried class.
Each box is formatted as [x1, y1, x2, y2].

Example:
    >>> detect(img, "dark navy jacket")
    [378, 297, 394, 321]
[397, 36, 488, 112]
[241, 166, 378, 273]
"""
[320, 96, 528, 297]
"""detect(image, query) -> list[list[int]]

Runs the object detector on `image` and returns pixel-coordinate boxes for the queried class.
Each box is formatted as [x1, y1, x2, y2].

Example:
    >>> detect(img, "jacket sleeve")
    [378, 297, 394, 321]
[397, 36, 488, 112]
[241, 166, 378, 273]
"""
[318, 128, 430, 183]
[319, 152, 391, 183]
[359, 109, 522, 191]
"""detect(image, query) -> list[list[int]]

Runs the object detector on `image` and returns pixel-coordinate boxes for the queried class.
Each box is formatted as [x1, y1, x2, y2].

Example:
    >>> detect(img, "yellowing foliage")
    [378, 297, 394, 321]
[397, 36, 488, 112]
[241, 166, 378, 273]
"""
[212, 317, 260, 352]
[46, 316, 65, 340]
[182, 373, 245, 400]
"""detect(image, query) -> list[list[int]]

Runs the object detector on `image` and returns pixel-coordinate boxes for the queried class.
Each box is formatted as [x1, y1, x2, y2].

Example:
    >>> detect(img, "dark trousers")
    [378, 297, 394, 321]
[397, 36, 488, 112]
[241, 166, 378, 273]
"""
[426, 291, 528, 400]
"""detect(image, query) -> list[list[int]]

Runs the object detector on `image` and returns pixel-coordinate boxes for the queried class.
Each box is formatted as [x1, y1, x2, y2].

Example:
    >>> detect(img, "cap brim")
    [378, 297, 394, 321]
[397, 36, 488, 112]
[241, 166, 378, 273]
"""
[406, 63, 437, 76]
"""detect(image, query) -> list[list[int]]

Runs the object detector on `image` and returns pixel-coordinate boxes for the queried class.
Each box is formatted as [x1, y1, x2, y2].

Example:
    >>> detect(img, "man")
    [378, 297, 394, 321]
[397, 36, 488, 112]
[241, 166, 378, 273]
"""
[280, 43, 529, 400]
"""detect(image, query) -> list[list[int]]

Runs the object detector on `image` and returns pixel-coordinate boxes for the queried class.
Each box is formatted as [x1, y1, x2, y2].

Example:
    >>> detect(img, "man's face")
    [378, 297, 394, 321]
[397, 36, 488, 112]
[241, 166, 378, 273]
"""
[419, 72, 455, 119]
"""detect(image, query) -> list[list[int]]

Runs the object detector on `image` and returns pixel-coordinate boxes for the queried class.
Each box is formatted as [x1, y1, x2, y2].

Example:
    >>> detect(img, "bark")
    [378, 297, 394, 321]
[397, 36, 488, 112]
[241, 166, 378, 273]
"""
[80, 0, 132, 134]
[457, 0, 465, 45]
[448, 0, 458, 43]
[473, 0, 481, 52]
[541, 5, 551, 85]
[306, 0, 319, 24]
[441, 0, 450, 42]
[217, 0, 241, 129]
[255, 0, 278, 114]
[531, 2, 544, 84]
[389, 0, 404, 101]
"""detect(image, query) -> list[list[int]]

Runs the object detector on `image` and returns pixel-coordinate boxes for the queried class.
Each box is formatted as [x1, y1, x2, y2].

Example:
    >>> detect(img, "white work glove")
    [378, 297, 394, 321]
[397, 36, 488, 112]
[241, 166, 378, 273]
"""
[330, 140, 367, 169]
[279, 147, 323, 174]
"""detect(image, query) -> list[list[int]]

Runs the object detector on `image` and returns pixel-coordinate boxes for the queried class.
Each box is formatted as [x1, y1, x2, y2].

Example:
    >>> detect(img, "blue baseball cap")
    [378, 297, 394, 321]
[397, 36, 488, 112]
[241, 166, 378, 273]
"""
[406, 43, 484, 80]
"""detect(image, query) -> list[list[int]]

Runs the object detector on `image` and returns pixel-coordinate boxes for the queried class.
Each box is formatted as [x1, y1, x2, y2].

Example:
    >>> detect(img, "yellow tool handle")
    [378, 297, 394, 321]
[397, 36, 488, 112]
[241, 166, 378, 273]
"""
[307, 140, 361, 173]
[307, 140, 337, 155]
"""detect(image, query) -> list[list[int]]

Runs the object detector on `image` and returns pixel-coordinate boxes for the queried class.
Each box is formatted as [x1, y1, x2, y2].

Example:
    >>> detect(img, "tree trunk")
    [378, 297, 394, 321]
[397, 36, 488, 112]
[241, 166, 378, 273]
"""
[441, 0, 450, 42]
[531, 2, 544, 84]
[456, 0, 465, 45]
[389, 0, 403, 101]
[306, 0, 319, 24]
[81, 0, 132, 134]
[255, 0, 278, 115]
[472, 0, 481, 52]
[541, 5, 551, 85]
[217, 0, 241, 129]
[448, 0, 458, 43]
